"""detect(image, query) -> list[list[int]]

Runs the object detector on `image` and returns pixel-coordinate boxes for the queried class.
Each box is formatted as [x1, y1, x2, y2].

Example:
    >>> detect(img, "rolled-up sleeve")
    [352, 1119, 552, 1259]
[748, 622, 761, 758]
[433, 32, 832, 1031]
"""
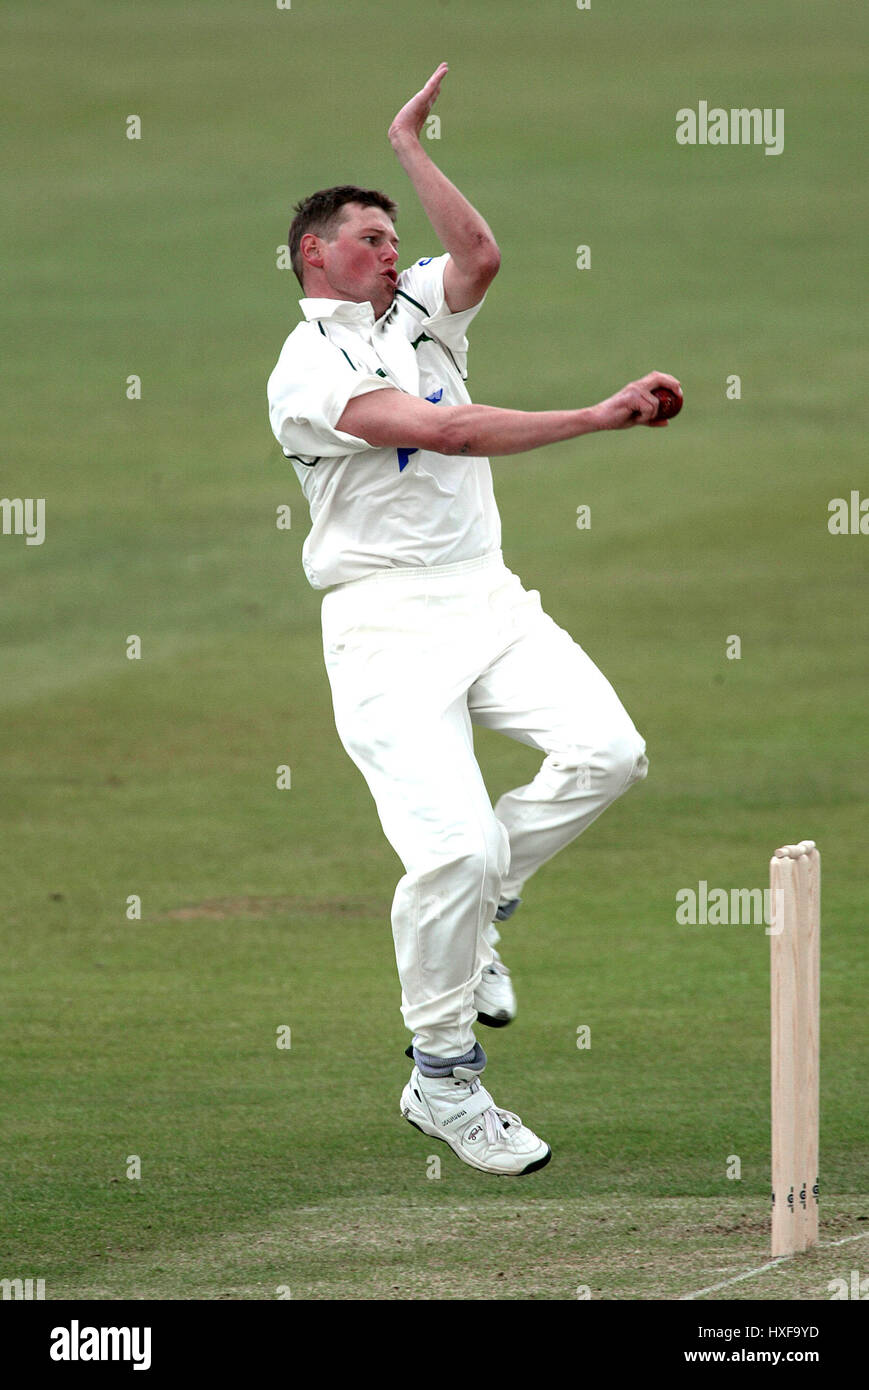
[267, 332, 394, 460]
[397, 253, 487, 378]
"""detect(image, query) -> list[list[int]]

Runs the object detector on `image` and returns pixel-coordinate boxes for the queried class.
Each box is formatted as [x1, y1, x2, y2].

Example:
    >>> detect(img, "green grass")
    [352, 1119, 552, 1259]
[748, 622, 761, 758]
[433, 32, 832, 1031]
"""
[1, 0, 867, 1302]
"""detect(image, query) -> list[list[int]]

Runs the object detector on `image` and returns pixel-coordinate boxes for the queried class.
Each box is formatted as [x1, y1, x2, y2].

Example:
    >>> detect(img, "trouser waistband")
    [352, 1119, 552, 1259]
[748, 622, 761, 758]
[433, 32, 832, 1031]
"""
[329, 549, 505, 592]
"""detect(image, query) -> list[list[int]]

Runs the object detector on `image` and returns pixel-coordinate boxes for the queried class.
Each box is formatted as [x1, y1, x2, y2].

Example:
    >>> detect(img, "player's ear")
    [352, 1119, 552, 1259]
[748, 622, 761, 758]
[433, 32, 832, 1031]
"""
[300, 232, 325, 269]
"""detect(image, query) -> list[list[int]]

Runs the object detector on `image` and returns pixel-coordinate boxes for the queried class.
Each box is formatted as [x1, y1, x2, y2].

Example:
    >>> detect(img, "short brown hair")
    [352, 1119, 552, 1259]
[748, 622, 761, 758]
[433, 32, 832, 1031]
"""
[288, 185, 398, 289]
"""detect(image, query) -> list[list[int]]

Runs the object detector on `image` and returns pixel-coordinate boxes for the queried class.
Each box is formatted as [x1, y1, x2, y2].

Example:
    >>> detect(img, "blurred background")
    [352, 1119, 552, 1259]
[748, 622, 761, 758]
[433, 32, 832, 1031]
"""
[2, 0, 866, 1299]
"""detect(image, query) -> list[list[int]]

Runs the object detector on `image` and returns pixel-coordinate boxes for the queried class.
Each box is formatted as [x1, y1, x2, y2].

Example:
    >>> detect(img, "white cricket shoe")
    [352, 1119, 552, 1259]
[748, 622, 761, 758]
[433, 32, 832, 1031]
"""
[400, 1066, 551, 1175]
[474, 924, 517, 1028]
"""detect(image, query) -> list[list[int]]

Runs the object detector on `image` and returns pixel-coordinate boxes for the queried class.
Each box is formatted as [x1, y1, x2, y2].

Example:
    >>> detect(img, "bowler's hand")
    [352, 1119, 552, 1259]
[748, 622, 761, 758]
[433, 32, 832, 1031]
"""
[592, 372, 683, 430]
[389, 62, 449, 147]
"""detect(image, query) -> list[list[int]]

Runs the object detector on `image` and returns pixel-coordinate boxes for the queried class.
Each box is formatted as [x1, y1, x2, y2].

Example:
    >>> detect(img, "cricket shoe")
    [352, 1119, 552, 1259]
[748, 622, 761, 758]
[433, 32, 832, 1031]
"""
[474, 921, 517, 1028]
[400, 1066, 551, 1176]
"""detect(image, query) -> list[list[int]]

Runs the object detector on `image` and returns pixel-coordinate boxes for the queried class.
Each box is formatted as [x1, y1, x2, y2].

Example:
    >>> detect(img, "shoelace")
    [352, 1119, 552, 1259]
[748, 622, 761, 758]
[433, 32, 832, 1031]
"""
[463, 1078, 522, 1143]
[483, 1105, 522, 1144]
[484, 960, 511, 978]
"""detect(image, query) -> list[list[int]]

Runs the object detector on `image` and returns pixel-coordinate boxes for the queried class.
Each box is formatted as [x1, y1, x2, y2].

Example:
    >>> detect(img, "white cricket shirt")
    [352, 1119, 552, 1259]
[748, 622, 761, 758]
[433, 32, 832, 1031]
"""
[267, 254, 502, 589]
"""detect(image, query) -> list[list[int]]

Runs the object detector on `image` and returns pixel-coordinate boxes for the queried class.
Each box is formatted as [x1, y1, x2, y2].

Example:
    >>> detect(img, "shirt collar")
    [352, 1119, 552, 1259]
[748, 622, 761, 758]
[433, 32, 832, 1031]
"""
[300, 297, 380, 328]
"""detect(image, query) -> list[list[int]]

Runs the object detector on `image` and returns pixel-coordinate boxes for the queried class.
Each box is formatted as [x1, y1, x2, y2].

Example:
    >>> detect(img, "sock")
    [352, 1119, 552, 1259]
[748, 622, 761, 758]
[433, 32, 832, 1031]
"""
[495, 897, 521, 923]
[406, 1040, 487, 1078]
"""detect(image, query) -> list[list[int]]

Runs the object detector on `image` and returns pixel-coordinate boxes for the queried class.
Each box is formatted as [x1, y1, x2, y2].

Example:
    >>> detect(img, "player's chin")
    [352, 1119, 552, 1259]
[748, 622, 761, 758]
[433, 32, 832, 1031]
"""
[375, 284, 397, 315]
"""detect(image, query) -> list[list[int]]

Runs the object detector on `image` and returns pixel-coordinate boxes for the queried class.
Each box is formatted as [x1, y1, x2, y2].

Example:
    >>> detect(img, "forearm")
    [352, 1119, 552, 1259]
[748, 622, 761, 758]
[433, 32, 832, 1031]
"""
[336, 374, 681, 455]
[388, 134, 498, 270]
[441, 403, 602, 457]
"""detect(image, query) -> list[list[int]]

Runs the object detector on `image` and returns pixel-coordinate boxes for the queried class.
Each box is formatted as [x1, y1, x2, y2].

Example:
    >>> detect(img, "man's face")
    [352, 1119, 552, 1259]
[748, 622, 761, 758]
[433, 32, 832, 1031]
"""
[312, 203, 400, 318]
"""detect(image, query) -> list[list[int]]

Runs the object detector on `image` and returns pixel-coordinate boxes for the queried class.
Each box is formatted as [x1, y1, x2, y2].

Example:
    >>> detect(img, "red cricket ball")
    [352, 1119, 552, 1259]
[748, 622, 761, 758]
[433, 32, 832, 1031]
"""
[652, 386, 683, 420]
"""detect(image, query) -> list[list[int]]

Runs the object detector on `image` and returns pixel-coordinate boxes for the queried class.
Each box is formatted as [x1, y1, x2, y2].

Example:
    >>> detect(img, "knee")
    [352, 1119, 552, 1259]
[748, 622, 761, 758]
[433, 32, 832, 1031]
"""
[438, 817, 510, 891]
[548, 728, 648, 796]
[602, 729, 648, 793]
[470, 819, 511, 887]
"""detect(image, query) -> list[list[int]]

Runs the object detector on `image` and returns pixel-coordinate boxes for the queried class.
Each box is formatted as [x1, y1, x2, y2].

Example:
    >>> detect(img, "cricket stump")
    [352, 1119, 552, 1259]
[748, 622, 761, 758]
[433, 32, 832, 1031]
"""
[769, 841, 820, 1257]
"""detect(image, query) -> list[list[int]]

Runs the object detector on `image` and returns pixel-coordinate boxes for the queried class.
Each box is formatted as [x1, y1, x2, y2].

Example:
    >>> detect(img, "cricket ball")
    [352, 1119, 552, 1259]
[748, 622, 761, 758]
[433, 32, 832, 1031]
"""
[652, 386, 683, 420]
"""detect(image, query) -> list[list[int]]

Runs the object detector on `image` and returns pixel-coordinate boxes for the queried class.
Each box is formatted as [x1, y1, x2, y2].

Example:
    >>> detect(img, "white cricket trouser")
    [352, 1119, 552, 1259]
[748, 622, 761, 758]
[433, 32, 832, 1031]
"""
[321, 551, 648, 1060]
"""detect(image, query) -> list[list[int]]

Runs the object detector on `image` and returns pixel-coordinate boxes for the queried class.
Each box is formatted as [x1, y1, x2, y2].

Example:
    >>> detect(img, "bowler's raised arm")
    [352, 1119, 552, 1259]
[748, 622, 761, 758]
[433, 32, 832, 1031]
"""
[388, 63, 501, 313]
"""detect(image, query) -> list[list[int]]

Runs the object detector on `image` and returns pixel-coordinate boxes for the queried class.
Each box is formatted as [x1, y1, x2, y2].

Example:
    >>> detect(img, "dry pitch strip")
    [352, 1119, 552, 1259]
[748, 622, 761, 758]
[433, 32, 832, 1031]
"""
[769, 840, 820, 1257]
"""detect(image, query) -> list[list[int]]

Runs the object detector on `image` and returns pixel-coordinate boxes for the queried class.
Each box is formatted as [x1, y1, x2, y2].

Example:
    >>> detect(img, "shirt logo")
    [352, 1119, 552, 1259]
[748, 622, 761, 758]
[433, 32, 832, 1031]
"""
[397, 389, 444, 471]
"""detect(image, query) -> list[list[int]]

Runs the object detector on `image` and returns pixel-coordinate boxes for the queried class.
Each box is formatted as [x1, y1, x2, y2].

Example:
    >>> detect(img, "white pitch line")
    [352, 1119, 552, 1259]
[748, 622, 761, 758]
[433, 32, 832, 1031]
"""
[679, 1230, 869, 1301]
[822, 1230, 869, 1249]
[680, 1258, 788, 1300]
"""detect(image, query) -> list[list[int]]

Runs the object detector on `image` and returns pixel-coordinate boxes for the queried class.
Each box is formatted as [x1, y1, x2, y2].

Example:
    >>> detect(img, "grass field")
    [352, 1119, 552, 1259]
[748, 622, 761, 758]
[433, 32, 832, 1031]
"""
[2, 0, 867, 1305]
